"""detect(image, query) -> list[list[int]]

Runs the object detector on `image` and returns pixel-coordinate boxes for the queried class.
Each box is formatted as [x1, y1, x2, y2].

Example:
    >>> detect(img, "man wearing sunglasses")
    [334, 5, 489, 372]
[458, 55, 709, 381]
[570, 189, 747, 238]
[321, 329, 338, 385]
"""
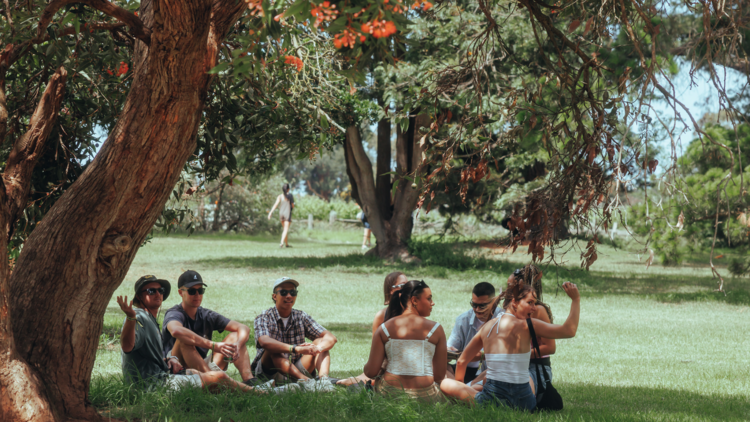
[117, 275, 262, 393]
[162, 270, 257, 386]
[252, 277, 340, 391]
[446, 282, 503, 383]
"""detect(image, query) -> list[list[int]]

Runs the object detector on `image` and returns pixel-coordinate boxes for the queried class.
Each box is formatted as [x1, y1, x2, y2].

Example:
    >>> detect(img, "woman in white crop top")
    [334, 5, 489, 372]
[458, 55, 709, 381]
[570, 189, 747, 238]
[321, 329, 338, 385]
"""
[364, 280, 447, 403]
[440, 278, 580, 412]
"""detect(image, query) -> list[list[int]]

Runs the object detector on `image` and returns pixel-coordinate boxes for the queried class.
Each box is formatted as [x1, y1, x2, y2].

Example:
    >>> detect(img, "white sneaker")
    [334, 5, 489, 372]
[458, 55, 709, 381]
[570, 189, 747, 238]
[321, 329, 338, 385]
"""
[273, 383, 301, 394]
[361, 245, 369, 250]
[299, 377, 336, 393]
[255, 379, 276, 392]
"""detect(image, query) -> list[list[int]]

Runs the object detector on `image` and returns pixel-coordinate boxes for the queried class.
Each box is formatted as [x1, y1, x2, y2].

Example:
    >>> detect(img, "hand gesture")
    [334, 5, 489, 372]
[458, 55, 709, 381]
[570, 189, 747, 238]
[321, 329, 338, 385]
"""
[167, 358, 183, 374]
[117, 296, 136, 319]
[215, 342, 237, 358]
[562, 281, 580, 301]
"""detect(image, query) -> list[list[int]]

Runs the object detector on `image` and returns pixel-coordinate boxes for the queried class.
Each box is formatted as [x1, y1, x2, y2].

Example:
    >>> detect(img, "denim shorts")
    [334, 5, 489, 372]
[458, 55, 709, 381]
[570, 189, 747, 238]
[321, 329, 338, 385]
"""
[528, 364, 552, 391]
[475, 379, 536, 412]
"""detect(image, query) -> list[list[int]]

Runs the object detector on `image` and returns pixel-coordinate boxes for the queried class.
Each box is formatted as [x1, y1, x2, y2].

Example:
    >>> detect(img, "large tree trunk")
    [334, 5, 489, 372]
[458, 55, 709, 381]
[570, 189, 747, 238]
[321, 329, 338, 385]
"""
[0, 0, 245, 420]
[344, 114, 428, 261]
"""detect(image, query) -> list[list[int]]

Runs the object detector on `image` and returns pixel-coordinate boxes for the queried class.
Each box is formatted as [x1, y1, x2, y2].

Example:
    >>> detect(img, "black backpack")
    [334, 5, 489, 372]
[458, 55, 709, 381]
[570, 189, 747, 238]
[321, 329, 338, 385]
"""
[526, 318, 564, 411]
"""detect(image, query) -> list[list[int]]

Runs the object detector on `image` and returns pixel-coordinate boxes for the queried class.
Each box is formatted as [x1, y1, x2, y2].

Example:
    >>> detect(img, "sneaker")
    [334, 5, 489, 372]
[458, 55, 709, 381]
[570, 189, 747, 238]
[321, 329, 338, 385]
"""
[299, 377, 336, 393]
[273, 383, 301, 394]
[361, 245, 368, 250]
[255, 379, 276, 392]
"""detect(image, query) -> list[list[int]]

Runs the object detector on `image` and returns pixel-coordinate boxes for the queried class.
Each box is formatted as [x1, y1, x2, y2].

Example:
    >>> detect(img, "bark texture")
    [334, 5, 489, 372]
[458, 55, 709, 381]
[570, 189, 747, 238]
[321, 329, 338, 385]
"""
[0, 0, 245, 420]
[344, 114, 429, 261]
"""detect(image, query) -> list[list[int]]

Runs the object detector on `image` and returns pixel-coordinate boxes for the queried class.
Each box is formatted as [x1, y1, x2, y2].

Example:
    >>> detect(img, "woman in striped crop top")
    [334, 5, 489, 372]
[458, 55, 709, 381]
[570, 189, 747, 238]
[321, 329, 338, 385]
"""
[440, 277, 580, 411]
[363, 280, 447, 403]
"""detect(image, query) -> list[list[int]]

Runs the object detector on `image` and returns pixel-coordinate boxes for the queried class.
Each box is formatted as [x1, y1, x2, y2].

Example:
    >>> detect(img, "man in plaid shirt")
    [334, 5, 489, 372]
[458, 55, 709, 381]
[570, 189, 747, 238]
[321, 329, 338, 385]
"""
[252, 277, 341, 390]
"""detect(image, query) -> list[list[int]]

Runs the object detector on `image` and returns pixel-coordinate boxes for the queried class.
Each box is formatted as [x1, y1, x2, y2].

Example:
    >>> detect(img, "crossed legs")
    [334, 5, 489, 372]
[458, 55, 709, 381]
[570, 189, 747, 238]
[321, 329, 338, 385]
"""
[440, 375, 535, 405]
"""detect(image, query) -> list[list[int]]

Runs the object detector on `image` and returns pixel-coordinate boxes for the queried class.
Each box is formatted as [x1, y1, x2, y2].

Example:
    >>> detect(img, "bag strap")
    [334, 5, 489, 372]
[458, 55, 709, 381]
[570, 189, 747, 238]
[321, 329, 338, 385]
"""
[526, 318, 547, 394]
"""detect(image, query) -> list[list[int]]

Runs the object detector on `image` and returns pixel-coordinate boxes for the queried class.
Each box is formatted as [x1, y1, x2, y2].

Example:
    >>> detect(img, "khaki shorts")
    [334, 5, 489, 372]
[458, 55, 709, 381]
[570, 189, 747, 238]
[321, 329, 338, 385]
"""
[165, 373, 202, 391]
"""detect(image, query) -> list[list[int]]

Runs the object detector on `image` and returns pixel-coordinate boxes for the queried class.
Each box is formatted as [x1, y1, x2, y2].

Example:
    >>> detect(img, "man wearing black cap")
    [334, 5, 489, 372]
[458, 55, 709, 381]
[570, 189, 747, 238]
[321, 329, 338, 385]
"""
[118, 275, 262, 392]
[162, 270, 257, 385]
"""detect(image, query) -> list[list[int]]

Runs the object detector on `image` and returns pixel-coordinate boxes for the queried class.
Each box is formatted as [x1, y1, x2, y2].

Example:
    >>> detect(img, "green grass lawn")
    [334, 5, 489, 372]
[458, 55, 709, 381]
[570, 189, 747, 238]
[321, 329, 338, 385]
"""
[93, 229, 750, 421]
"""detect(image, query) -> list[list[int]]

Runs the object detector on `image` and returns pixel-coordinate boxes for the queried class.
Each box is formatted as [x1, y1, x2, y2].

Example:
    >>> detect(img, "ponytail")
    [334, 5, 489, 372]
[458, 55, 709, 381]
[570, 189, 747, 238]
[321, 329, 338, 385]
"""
[385, 279, 429, 321]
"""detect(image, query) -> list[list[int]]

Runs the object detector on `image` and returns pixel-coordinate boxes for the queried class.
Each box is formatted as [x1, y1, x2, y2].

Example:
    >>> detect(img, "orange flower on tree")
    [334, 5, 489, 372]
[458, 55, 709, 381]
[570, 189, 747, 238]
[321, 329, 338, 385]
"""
[361, 19, 397, 39]
[310, 1, 339, 28]
[333, 27, 360, 49]
[116, 61, 129, 76]
[243, 0, 264, 17]
[284, 55, 304, 71]
[411, 1, 432, 10]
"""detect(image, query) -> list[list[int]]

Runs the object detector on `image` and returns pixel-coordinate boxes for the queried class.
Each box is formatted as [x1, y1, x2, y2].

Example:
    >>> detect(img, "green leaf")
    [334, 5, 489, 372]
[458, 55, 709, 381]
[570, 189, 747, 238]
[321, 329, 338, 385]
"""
[207, 62, 231, 74]
[391, 179, 400, 197]
[73, 16, 80, 35]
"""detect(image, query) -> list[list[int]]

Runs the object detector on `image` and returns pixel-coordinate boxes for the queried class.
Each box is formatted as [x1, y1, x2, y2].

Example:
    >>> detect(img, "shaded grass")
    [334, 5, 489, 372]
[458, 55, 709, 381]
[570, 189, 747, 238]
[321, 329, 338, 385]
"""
[95, 234, 750, 420]
[90, 376, 750, 422]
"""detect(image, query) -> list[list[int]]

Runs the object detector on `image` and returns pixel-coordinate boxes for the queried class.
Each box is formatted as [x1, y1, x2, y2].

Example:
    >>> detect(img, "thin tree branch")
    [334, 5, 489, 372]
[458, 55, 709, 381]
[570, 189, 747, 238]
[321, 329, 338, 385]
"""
[37, 0, 150, 45]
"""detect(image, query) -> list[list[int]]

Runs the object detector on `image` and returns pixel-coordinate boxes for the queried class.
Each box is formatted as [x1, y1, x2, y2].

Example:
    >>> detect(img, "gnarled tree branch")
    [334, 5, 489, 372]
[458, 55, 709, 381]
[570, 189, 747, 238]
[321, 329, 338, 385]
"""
[2, 66, 67, 240]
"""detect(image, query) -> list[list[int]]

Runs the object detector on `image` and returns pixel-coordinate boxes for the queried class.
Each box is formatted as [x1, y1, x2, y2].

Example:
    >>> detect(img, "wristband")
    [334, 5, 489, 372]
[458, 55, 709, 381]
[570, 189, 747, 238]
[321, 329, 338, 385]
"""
[211, 341, 215, 353]
[126, 316, 137, 321]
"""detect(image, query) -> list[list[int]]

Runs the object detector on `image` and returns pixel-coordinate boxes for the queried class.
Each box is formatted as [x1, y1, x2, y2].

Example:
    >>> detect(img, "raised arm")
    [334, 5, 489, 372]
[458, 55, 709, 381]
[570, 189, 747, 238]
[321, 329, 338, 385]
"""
[529, 282, 580, 340]
[431, 325, 448, 383]
[363, 328, 387, 378]
[117, 296, 137, 353]
[454, 330, 484, 382]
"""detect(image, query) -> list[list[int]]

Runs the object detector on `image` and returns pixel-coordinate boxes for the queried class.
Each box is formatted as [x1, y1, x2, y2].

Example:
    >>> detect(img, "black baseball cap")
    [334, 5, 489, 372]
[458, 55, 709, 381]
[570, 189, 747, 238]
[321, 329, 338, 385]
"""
[134, 275, 171, 301]
[178, 270, 206, 289]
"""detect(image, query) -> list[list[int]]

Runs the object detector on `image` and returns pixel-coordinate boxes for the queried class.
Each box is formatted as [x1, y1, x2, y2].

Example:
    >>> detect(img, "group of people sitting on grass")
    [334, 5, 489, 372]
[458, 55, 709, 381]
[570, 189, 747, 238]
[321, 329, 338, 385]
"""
[117, 265, 580, 412]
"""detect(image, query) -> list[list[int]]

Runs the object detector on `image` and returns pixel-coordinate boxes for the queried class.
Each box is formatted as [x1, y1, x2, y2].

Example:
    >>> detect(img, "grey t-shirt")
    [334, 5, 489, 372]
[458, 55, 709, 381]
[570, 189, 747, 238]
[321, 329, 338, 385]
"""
[161, 304, 231, 359]
[121, 308, 169, 385]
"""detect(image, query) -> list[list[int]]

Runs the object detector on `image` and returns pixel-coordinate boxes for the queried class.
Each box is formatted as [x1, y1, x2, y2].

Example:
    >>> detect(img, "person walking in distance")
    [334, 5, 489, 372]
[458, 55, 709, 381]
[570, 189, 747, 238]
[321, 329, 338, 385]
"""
[268, 183, 295, 248]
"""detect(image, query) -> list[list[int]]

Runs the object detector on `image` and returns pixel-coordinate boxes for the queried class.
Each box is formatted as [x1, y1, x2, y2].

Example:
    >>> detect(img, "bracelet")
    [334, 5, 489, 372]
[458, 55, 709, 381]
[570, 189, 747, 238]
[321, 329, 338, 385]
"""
[166, 355, 179, 361]
[126, 316, 137, 321]
[211, 341, 215, 353]
[289, 344, 296, 353]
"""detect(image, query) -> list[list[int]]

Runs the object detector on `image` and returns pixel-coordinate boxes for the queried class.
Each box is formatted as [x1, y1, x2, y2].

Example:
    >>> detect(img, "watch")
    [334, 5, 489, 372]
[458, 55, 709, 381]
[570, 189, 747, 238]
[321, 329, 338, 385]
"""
[292, 344, 298, 353]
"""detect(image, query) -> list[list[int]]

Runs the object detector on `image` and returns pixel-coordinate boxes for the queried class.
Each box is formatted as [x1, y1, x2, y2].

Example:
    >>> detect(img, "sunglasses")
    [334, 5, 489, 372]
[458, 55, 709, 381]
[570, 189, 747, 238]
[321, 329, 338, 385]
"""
[275, 289, 298, 297]
[470, 300, 492, 309]
[142, 287, 165, 296]
[181, 287, 205, 295]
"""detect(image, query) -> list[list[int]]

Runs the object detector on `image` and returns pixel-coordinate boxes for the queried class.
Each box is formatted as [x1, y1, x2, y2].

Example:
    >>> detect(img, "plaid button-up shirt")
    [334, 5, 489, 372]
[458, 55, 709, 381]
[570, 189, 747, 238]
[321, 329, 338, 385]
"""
[252, 306, 326, 372]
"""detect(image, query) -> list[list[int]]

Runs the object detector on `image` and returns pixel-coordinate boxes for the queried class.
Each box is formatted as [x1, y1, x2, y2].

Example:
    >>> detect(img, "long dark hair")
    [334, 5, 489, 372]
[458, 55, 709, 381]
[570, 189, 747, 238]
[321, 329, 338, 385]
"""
[282, 183, 291, 198]
[385, 279, 429, 321]
[514, 264, 553, 322]
[383, 271, 405, 305]
[500, 275, 535, 312]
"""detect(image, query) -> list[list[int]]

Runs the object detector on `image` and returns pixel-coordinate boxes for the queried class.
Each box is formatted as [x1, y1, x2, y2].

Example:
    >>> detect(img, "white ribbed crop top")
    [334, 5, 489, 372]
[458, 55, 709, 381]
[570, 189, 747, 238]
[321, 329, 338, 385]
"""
[484, 314, 532, 384]
[381, 322, 440, 377]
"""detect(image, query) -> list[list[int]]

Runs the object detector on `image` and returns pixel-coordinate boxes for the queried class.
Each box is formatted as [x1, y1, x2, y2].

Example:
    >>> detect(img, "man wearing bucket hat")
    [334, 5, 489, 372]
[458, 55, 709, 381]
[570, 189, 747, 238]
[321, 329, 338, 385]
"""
[252, 277, 341, 391]
[162, 270, 258, 386]
[118, 275, 267, 392]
